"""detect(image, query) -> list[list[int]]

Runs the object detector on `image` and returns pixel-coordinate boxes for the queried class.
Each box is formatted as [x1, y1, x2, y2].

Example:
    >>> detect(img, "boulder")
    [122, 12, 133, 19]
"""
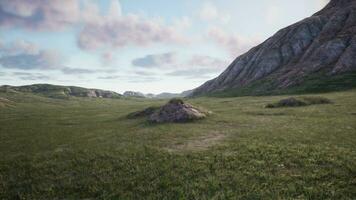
[148, 99, 209, 123]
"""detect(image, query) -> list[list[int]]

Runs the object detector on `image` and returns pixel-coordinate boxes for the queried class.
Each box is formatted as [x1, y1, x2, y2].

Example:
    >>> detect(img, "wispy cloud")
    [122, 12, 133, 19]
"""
[132, 52, 177, 68]
[0, 40, 61, 70]
[0, 0, 81, 30]
[0, 40, 116, 76]
[198, 2, 231, 24]
[78, 14, 188, 50]
[12, 72, 51, 81]
[207, 27, 261, 57]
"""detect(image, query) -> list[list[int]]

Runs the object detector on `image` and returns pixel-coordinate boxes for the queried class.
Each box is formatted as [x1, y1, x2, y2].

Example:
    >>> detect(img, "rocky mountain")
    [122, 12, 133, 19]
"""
[191, 0, 356, 97]
[123, 91, 146, 98]
[122, 90, 193, 99]
[0, 84, 122, 99]
[154, 92, 181, 99]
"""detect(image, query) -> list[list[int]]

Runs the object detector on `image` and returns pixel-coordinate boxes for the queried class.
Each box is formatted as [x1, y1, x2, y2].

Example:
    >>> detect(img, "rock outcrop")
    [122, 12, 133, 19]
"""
[191, 0, 356, 96]
[148, 99, 209, 123]
[123, 91, 145, 98]
[0, 84, 122, 99]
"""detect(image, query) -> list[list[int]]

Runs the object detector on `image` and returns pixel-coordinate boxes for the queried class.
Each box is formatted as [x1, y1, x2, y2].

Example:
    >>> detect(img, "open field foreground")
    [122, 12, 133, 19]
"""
[0, 90, 356, 199]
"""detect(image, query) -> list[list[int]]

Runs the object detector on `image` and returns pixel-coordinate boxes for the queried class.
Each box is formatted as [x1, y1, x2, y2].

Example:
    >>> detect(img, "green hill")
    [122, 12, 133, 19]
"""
[0, 84, 122, 99]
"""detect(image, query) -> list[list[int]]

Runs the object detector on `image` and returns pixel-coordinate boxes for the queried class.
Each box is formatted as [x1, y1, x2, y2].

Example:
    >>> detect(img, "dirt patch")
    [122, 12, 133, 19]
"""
[0, 97, 15, 108]
[165, 132, 227, 152]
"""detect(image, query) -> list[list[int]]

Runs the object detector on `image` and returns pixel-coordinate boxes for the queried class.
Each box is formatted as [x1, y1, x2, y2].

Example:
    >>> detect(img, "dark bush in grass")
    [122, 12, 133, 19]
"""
[168, 98, 184, 104]
[266, 96, 332, 108]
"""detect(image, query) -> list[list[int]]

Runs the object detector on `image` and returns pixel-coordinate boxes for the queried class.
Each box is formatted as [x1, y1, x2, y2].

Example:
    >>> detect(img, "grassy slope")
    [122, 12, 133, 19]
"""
[0, 90, 355, 199]
[207, 72, 356, 97]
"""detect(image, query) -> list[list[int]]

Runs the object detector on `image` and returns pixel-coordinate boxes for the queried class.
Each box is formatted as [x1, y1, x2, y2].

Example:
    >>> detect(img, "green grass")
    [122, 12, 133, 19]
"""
[208, 72, 356, 97]
[0, 90, 356, 199]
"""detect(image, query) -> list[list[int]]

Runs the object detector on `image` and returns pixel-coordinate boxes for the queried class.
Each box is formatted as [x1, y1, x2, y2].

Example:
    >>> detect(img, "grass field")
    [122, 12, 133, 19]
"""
[0, 90, 356, 199]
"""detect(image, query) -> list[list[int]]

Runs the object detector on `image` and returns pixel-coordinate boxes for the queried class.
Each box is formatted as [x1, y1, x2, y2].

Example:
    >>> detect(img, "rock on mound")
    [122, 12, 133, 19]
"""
[149, 99, 209, 123]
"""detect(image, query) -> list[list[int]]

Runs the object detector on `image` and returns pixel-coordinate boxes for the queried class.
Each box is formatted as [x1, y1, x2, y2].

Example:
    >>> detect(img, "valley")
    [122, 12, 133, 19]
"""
[1, 90, 355, 199]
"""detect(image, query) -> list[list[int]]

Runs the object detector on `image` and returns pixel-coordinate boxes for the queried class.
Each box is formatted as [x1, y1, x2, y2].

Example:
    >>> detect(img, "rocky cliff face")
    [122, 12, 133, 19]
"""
[192, 0, 356, 96]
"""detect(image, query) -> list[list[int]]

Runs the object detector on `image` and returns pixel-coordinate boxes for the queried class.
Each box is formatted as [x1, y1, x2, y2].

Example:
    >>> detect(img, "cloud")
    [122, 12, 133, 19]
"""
[132, 52, 177, 68]
[98, 74, 161, 83]
[131, 52, 228, 79]
[0, 1, 189, 50]
[0, 40, 114, 75]
[207, 27, 261, 57]
[165, 55, 227, 79]
[12, 72, 51, 80]
[60, 67, 96, 75]
[0, 40, 61, 70]
[60, 67, 116, 75]
[78, 14, 188, 50]
[187, 55, 228, 69]
[166, 68, 217, 79]
[98, 75, 121, 80]
[0, 0, 81, 30]
[134, 71, 156, 76]
[131, 53, 228, 79]
[101, 52, 114, 65]
[198, 2, 231, 24]
[173, 16, 192, 30]
[199, 2, 218, 21]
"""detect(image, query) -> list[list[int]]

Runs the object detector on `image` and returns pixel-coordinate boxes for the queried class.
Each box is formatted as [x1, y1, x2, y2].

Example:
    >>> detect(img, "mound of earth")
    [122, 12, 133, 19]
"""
[128, 99, 210, 123]
[266, 96, 332, 108]
[127, 106, 159, 119]
[149, 99, 209, 123]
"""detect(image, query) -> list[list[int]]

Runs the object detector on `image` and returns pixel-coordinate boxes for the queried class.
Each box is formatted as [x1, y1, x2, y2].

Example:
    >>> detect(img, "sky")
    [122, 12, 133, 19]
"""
[0, 0, 329, 94]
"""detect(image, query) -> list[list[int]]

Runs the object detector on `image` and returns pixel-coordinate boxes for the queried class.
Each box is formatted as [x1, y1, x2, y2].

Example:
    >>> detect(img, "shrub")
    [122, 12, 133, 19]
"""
[168, 98, 184, 104]
[266, 96, 332, 108]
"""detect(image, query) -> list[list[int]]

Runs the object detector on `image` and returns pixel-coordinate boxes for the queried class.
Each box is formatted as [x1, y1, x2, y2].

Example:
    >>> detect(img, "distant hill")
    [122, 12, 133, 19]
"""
[152, 90, 193, 99]
[123, 91, 146, 98]
[122, 90, 193, 99]
[191, 0, 356, 97]
[0, 84, 122, 99]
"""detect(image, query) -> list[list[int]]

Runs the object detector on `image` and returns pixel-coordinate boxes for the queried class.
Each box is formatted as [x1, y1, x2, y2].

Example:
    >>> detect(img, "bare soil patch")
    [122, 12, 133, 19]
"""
[165, 132, 227, 152]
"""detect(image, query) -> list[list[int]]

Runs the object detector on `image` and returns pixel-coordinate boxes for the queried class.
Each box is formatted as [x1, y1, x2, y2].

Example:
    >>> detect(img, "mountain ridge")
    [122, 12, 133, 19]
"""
[191, 0, 356, 97]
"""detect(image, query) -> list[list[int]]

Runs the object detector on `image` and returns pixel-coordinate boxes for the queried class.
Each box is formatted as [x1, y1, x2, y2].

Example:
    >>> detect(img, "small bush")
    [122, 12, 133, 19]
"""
[266, 96, 332, 108]
[168, 98, 184, 104]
